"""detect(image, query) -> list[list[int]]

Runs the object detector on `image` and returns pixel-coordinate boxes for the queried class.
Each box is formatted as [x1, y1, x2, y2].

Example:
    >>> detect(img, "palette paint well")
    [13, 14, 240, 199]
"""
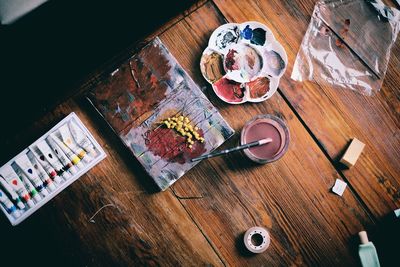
[201, 21, 288, 104]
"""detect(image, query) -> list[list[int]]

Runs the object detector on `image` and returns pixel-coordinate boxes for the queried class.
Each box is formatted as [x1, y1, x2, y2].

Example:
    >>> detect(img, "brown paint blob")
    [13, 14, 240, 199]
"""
[247, 77, 270, 98]
[200, 52, 225, 83]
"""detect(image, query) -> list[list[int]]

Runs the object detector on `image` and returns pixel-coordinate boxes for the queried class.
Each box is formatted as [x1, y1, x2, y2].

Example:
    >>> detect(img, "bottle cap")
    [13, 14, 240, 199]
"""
[394, 208, 400, 218]
[359, 231, 369, 244]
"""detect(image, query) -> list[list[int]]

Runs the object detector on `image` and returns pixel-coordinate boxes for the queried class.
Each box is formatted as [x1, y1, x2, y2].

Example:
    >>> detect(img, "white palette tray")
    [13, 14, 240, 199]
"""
[0, 112, 106, 226]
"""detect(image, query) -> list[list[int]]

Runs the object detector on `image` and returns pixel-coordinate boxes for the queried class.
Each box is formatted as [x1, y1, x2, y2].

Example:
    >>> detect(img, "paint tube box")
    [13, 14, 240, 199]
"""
[0, 112, 106, 226]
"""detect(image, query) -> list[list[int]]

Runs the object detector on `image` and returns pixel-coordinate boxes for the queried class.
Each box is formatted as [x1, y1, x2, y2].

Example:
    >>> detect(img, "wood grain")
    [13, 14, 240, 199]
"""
[161, 2, 373, 266]
[0, 0, 398, 266]
[0, 0, 207, 168]
[0, 100, 223, 266]
[212, 0, 400, 220]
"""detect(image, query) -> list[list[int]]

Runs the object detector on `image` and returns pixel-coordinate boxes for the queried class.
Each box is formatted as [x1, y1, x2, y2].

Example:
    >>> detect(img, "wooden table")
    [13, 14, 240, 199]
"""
[1, 0, 399, 266]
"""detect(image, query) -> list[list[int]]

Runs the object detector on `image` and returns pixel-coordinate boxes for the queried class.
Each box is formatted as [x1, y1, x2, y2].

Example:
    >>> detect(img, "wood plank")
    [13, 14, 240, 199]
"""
[0, 99, 223, 266]
[160, 2, 374, 266]
[212, 0, 400, 219]
[0, 0, 208, 166]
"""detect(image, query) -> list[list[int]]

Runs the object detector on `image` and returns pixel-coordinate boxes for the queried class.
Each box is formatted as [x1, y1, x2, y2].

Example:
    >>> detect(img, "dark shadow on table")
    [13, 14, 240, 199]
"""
[0, 0, 197, 158]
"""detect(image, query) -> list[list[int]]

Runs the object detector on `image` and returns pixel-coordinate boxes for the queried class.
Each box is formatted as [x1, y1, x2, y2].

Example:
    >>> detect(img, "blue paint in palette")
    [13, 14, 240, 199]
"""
[242, 25, 253, 40]
[241, 25, 267, 46]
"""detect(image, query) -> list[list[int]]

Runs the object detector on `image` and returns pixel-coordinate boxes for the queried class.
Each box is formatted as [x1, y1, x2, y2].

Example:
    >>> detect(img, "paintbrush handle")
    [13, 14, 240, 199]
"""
[191, 138, 272, 162]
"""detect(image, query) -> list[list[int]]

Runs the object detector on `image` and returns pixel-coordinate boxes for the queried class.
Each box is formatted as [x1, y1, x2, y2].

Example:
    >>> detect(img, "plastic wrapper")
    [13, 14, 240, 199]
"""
[291, 0, 400, 96]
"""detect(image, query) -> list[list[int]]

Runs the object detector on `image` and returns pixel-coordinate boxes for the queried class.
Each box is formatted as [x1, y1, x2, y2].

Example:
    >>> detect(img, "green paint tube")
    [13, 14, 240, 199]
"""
[358, 231, 380, 267]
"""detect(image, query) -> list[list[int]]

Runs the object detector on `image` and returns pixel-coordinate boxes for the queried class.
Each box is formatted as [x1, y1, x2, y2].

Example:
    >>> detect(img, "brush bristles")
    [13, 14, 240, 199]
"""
[258, 138, 273, 145]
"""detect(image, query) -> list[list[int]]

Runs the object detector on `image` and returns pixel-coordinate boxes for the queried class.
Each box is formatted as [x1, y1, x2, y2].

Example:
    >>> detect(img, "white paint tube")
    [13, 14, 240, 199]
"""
[12, 165, 42, 203]
[69, 120, 98, 158]
[58, 124, 92, 164]
[26, 150, 56, 192]
[0, 177, 25, 209]
[35, 140, 71, 180]
[0, 165, 34, 208]
[48, 133, 84, 169]
[0, 188, 21, 219]
[30, 146, 63, 185]
[46, 136, 78, 175]
[14, 154, 49, 197]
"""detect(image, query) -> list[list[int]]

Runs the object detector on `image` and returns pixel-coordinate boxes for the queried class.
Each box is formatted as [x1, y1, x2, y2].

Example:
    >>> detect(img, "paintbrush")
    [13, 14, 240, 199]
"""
[191, 138, 273, 162]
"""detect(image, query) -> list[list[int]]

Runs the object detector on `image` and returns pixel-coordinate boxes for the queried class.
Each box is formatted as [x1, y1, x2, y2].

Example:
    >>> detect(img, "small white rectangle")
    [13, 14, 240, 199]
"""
[332, 179, 347, 196]
[0, 112, 106, 226]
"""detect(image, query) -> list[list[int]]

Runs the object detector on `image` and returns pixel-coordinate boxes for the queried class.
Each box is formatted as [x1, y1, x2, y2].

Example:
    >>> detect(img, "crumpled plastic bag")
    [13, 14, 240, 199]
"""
[291, 0, 400, 96]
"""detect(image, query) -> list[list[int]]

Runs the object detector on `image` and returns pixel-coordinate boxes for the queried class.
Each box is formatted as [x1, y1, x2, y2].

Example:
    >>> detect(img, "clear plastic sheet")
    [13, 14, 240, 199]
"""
[291, 0, 400, 96]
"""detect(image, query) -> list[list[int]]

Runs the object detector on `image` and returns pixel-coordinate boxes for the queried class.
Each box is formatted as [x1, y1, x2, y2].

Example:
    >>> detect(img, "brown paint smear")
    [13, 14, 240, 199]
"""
[247, 77, 270, 98]
[88, 42, 171, 134]
[336, 19, 351, 48]
[200, 52, 225, 83]
[146, 127, 206, 164]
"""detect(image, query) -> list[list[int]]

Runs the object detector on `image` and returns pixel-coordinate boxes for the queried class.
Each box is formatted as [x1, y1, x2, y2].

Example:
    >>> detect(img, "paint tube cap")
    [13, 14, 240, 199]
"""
[47, 182, 56, 191]
[87, 148, 98, 158]
[76, 161, 85, 169]
[6, 204, 17, 213]
[69, 166, 77, 175]
[40, 188, 49, 197]
[62, 171, 71, 180]
[27, 199, 35, 208]
[53, 176, 62, 184]
[82, 155, 93, 164]
[359, 231, 369, 244]
[11, 209, 21, 219]
[33, 193, 42, 203]
[17, 201, 25, 210]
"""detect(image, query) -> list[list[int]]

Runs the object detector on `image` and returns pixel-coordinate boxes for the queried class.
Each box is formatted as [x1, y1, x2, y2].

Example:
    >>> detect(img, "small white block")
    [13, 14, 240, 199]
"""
[332, 179, 347, 196]
[340, 138, 365, 167]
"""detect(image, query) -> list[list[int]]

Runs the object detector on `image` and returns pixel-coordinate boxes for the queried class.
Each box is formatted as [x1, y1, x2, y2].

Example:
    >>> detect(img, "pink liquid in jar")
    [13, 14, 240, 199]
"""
[241, 115, 289, 163]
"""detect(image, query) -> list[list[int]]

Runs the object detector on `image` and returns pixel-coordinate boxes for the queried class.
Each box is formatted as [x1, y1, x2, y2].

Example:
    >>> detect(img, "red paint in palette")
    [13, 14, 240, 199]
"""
[225, 49, 239, 70]
[213, 77, 245, 103]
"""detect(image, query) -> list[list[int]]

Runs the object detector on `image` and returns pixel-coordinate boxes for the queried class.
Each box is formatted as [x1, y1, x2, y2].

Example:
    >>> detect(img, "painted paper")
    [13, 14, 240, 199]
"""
[88, 38, 234, 190]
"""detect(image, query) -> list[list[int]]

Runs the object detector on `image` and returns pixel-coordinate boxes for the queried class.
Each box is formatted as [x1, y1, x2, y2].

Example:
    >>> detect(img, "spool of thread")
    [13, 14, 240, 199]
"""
[243, 226, 271, 253]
